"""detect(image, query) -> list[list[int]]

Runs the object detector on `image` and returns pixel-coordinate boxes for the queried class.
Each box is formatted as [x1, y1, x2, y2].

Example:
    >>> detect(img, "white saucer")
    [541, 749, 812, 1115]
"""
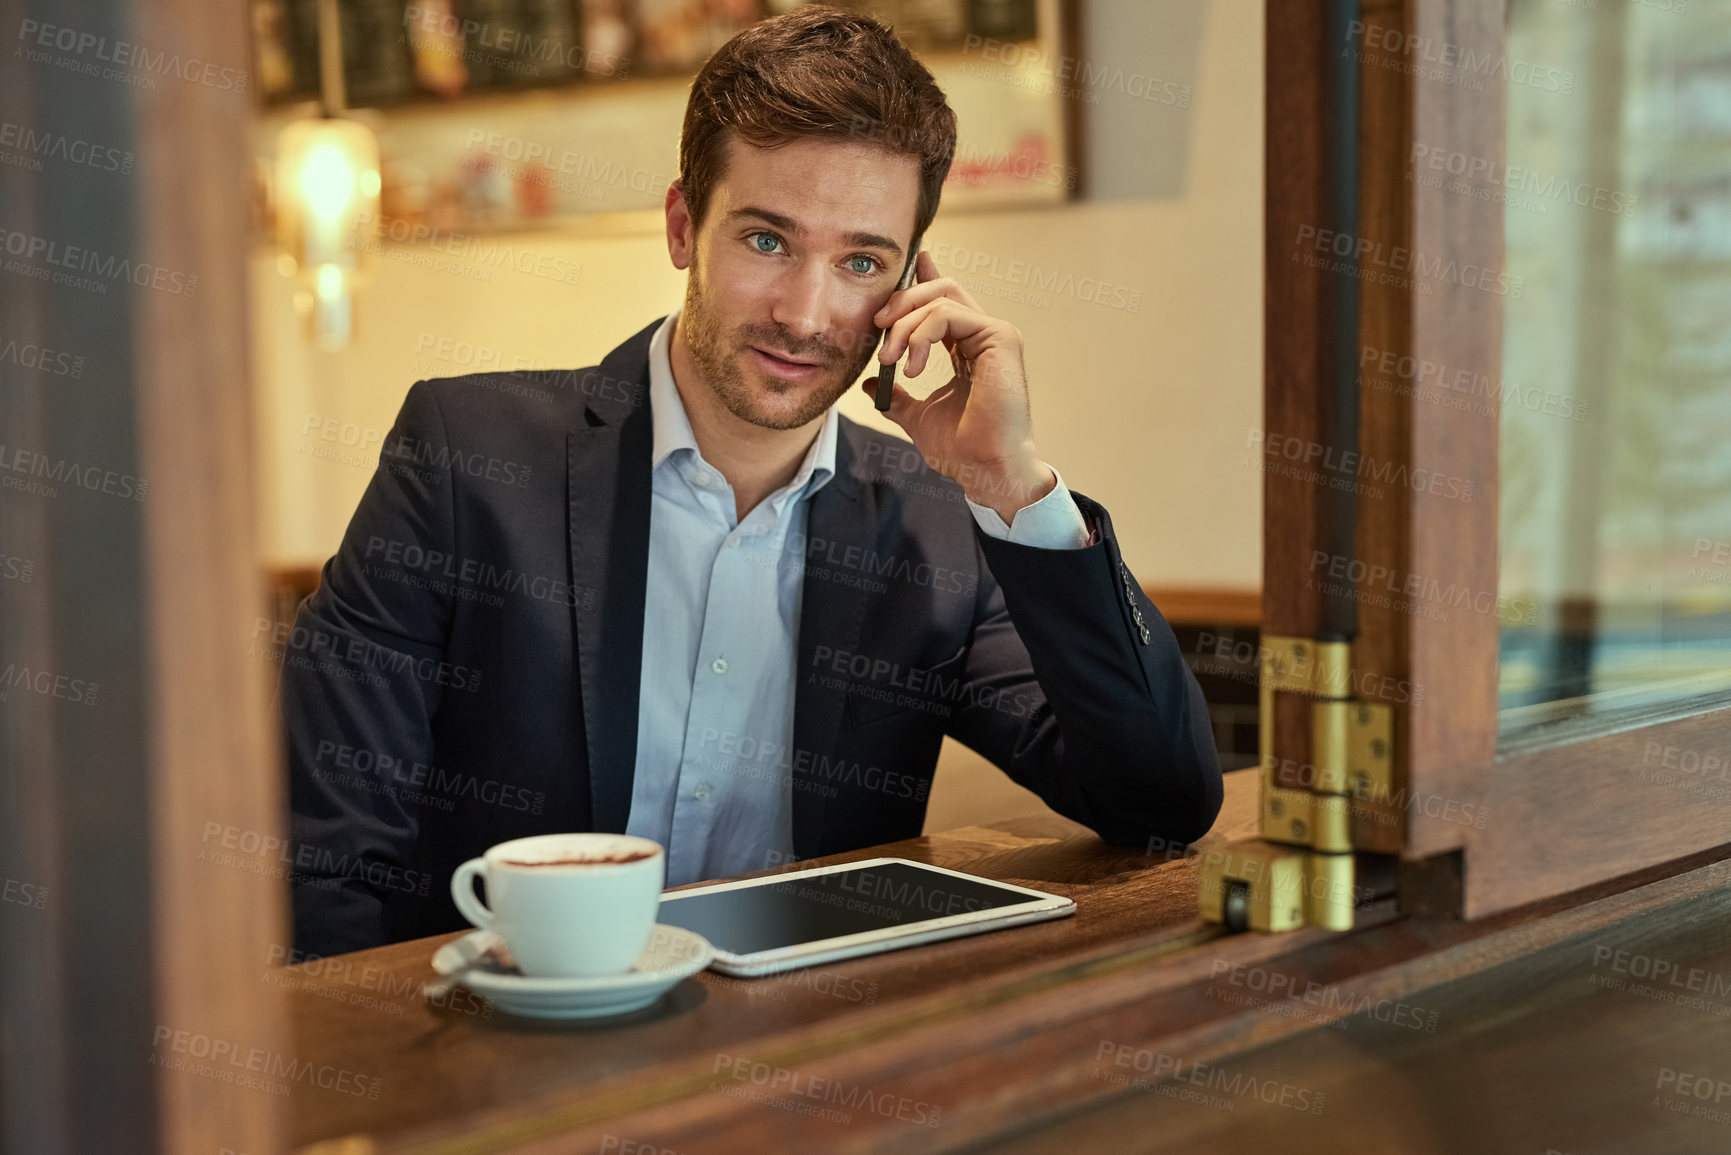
[429, 925, 713, 1020]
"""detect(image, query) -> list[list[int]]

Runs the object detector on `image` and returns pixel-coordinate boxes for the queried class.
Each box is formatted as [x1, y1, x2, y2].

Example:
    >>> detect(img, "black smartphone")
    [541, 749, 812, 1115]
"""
[875, 245, 921, 412]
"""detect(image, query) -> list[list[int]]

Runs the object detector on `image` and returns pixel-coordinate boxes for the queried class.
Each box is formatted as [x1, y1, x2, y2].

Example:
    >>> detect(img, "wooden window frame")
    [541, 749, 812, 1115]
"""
[0, 0, 285, 1150]
[1265, 0, 1731, 921]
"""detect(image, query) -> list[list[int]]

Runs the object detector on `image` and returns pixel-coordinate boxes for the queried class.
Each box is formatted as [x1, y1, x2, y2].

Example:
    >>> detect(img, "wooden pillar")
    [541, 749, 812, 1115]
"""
[0, 0, 286, 1149]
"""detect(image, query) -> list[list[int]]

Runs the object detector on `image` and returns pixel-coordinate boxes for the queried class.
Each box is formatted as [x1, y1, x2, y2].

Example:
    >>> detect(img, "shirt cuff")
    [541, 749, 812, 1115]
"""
[966, 465, 1093, 550]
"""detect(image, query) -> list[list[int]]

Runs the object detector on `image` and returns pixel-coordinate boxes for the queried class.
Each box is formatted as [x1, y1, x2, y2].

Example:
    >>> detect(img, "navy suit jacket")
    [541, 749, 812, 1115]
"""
[280, 317, 1223, 956]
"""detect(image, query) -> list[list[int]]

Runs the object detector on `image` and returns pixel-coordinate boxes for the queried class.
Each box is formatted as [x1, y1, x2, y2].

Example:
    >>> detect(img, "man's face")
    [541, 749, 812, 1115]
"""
[667, 134, 922, 431]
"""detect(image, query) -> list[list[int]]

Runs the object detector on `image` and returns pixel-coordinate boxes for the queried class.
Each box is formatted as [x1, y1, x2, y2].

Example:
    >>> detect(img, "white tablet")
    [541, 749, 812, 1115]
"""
[656, 857, 1075, 977]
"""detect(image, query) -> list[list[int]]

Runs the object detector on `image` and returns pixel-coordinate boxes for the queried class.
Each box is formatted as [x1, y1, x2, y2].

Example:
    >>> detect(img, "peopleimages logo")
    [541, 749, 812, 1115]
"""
[961, 36, 1193, 107]
[350, 211, 583, 286]
[311, 738, 547, 816]
[1308, 549, 1536, 625]
[16, 20, 248, 91]
[0, 336, 85, 377]
[1410, 143, 1637, 218]
[462, 131, 668, 194]
[0, 441, 148, 501]
[808, 643, 1040, 721]
[1207, 960, 1441, 1032]
[1592, 946, 1731, 998]
[1293, 224, 1523, 299]
[0, 226, 198, 296]
[199, 820, 434, 898]
[1247, 428, 1478, 503]
[403, 6, 627, 77]
[1094, 1042, 1326, 1114]
[0, 662, 99, 706]
[1347, 19, 1574, 95]
[690, 729, 926, 803]
[1, 876, 47, 910]
[1192, 630, 1424, 707]
[1359, 343, 1589, 423]
[362, 535, 592, 611]
[249, 616, 483, 694]
[711, 1053, 944, 1128]
[0, 120, 133, 173]
[151, 1025, 380, 1099]
[924, 241, 1143, 313]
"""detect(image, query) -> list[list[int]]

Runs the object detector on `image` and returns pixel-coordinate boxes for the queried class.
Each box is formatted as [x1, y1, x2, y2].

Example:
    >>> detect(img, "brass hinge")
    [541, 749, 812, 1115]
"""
[1200, 635, 1396, 933]
[1197, 840, 1357, 932]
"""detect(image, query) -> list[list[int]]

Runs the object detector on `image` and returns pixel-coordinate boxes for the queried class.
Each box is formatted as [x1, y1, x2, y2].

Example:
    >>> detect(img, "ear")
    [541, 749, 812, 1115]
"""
[665, 180, 694, 271]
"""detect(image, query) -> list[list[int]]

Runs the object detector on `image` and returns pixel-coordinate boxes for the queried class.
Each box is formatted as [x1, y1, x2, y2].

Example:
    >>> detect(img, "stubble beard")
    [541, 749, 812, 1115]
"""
[681, 257, 879, 431]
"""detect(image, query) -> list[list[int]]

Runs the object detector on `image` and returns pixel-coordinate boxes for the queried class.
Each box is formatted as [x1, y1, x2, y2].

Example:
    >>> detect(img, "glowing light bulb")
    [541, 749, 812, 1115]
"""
[316, 263, 345, 299]
[273, 116, 380, 351]
[301, 143, 355, 221]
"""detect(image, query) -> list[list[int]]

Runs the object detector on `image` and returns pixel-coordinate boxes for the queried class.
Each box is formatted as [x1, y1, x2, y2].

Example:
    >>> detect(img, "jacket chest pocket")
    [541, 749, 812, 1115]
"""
[843, 641, 970, 730]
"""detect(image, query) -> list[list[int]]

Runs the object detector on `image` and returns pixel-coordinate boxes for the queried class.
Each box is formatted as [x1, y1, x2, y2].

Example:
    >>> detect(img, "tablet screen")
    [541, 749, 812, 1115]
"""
[657, 861, 1043, 957]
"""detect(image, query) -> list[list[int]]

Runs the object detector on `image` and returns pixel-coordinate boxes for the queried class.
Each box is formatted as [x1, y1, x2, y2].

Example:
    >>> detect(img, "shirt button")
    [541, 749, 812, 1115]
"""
[693, 470, 712, 488]
[711, 657, 728, 675]
[694, 784, 712, 801]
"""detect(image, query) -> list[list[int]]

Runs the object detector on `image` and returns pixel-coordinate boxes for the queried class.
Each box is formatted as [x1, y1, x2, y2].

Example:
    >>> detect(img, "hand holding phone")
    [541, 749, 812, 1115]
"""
[862, 249, 1054, 525]
[874, 246, 921, 412]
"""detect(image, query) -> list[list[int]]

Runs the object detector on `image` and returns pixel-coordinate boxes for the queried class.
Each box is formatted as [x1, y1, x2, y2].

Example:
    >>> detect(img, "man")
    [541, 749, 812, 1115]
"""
[283, 6, 1222, 956]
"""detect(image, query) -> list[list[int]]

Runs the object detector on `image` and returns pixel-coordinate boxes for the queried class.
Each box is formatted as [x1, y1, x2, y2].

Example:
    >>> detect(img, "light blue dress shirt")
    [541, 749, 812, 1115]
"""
[624, 310, 1092, 886]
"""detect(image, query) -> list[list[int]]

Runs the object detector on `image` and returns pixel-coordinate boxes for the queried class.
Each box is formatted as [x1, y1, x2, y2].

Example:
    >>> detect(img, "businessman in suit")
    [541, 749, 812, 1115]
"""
[282, 6, 1223, 956]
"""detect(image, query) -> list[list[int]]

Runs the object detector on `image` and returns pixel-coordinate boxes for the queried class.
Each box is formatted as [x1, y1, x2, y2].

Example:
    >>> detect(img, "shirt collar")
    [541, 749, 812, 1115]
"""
[647, 309, 839, 506]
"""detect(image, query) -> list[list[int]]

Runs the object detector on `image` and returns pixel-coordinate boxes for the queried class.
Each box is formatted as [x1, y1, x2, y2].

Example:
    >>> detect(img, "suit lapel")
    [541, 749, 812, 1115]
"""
[568, 322, 658, 833]
[791, 425, 873, 858]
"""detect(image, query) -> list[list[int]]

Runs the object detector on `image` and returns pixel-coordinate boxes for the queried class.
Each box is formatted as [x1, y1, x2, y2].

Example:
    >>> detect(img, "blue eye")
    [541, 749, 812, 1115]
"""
[849, 255, 880, 276]
[750, 232, 783, 253]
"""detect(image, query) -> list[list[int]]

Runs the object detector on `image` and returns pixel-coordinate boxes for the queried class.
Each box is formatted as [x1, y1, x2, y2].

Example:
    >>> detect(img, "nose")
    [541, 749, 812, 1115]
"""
[768, 259, 840, 354]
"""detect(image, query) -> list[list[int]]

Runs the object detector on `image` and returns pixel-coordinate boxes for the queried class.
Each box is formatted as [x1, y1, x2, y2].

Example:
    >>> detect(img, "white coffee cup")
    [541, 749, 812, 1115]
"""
[450, 833, 665, 978]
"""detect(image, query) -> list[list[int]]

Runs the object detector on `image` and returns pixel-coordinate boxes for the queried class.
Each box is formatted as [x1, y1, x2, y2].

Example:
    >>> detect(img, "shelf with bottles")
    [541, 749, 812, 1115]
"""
[250, 0, 1059, 240]
[251, 0, 1038, 111]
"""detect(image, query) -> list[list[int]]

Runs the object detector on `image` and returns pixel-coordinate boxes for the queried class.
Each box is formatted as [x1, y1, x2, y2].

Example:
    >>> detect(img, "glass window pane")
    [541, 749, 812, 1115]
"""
[1499, 0, 1731, 744]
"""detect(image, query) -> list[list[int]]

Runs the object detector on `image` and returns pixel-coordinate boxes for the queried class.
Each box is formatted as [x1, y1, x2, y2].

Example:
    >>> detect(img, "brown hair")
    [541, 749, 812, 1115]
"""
[678, 6, 957, 245]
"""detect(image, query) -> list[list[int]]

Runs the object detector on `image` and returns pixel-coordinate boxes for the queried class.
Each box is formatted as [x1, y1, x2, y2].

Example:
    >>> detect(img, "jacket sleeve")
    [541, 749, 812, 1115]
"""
[278, 381, 459, 956]
[943, 490, 1223, 848]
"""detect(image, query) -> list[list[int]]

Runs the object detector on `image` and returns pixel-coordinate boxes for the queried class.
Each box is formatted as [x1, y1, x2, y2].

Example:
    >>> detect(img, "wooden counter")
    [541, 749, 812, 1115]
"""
[282, 769, 1731, 1153]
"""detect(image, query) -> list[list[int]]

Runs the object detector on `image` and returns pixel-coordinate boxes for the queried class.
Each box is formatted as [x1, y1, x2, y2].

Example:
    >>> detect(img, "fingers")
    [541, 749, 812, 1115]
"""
[901, 310, 957, 378]
[878, 298, 989, 380]
[875, 251, 982, 328]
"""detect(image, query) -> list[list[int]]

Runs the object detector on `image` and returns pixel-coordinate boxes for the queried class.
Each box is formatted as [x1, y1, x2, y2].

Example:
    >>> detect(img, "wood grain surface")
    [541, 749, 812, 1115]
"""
[280, 766, 1731, 1154]
[987, 866, 1731, 1154]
